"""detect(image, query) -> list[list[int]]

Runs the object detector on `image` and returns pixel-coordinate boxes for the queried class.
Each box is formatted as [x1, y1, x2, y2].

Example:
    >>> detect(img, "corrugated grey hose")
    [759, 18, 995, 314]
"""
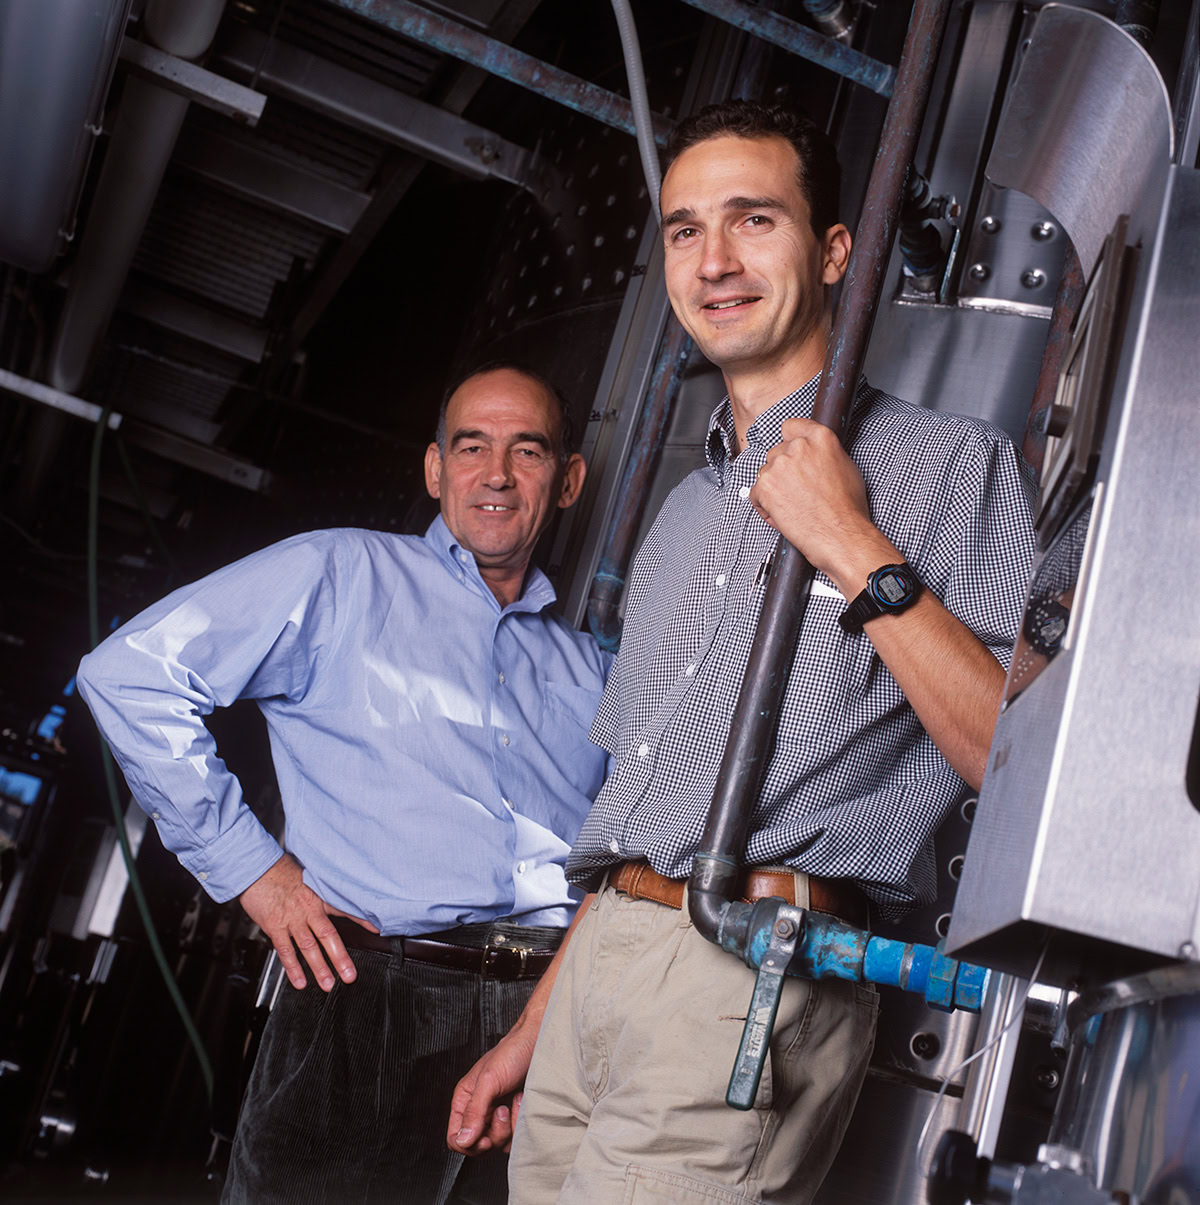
[609, 0, 662, 213]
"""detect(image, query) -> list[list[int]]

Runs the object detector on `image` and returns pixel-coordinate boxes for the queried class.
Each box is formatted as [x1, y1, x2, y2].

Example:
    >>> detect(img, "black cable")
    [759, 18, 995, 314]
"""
[88, 404, 214, 1101]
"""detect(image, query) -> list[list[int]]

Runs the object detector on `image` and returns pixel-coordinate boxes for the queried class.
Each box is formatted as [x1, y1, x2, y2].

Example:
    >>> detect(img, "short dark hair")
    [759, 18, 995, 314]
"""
[436, 360, 575, 465]
[662, 100, 841, 238]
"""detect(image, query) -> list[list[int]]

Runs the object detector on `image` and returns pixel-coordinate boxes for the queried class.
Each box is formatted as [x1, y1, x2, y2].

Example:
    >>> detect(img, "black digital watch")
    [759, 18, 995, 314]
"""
[838, 562, 922, 634]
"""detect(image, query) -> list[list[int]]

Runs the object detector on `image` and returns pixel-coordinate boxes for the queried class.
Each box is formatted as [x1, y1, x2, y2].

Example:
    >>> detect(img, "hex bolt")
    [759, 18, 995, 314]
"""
[980, 216, 1001, 234]
[1180, 941, 1198, 959]
[1021, 268, 1047, 289]
[775, 918, 796, 940]
[1032, 221, 1056, 241]
[968, 263, 991, 282]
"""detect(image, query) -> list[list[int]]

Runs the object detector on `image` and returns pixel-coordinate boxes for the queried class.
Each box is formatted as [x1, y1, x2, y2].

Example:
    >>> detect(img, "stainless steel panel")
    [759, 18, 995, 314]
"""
[986, 4, 1173, 278]
[1050, 966, 1200, 1198]
[949, 166, 1200, 981]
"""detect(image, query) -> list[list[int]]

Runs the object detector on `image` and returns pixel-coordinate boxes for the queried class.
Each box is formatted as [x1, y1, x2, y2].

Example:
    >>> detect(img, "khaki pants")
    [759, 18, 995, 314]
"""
[508, 885, 879, 1204]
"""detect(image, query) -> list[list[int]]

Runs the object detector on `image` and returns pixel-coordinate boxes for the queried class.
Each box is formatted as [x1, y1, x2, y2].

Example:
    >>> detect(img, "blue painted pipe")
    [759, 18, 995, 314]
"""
[325, 0, 675, 145]
[728, 898, 988, 1013]
[679, 0, 895, 96]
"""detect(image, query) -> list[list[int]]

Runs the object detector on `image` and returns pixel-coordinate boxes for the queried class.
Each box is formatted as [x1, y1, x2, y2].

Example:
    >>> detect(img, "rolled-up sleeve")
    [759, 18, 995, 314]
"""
[76, 534, 338, 901]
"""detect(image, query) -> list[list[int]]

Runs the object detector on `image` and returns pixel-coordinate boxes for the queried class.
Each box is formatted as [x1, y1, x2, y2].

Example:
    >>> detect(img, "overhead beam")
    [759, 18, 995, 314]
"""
[119, 36, 267, 125]
[173, 126, 373, 234]
[219, 27, 543, 192]
[120, 281, 269, 362]
[120, 421, 270, 492]
[319, 0, 675, 144]
[0, 368, 123, 429]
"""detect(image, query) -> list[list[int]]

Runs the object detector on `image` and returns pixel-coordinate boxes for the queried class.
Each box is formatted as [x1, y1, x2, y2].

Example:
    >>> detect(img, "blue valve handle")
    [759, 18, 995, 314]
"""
[725, 901, 988, 1109]
[727, 904, 802, 1109]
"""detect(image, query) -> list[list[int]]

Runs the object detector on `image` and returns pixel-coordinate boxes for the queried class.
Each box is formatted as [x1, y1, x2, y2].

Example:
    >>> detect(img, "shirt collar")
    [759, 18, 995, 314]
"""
[423, 514, 557, 614]
[705, 373, 870, 483]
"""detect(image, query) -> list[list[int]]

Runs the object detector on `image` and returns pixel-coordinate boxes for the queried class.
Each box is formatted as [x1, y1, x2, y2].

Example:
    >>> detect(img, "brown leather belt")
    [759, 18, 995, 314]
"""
[332, 918, 558, 980]
[609, 861, 869, 928]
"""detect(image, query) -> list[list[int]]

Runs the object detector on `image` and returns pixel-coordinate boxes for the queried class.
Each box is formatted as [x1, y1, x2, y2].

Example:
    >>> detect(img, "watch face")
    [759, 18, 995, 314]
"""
[872, 567, 912, 607]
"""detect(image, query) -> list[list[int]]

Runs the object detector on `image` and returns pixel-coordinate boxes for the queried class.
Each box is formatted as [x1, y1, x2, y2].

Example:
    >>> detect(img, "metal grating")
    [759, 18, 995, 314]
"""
[133, 175, 325, 319]
[190, 96, 388, 191]
[229, 0, 445, 97]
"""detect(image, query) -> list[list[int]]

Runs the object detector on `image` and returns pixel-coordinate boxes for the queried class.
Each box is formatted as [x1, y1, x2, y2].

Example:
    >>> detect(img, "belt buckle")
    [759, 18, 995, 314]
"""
[480, 937, 530, 979]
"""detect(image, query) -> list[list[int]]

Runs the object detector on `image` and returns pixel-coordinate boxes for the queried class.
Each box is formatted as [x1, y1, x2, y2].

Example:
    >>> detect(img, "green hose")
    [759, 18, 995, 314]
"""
[88, 405, 214, 1101]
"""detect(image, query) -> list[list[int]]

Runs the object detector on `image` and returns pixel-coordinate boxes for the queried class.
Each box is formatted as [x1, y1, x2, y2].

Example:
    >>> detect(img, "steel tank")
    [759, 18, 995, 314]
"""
[1049, 965, 1200, 1202]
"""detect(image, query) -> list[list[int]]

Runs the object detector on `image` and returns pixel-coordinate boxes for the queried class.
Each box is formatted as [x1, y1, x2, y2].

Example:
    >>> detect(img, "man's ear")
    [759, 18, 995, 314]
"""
[424, 443, 443, 499]
[557, 453, 586, 509]
[822, 224, 852, 285]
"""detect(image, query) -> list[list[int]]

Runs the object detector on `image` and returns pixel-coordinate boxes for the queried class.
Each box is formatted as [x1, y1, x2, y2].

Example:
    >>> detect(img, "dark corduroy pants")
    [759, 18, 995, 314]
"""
[222, 945, 535, 1204]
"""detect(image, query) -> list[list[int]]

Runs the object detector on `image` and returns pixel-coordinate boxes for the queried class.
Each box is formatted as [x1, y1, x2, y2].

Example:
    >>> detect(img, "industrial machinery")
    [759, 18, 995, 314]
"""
[1, 0, 1198, 1200]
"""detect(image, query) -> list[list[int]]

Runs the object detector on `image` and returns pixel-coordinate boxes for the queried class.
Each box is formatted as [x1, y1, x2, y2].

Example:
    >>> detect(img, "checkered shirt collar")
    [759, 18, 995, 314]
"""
[705, 373, 870, 484]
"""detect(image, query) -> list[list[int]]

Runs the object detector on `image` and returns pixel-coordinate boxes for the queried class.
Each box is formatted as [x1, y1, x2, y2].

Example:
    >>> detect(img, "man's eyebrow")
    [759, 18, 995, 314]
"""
[726, 195, 787, 212]
[661, 197, 788, 228]
[449, 428, 488, 445]
[661, 205, 695, 228]
[512, 431, 553, 449]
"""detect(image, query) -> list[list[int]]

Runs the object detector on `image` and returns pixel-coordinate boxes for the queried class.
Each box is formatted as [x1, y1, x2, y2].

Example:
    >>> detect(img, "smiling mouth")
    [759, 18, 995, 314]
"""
[476, 504, 514, 511]
[702, 297, 760, 311]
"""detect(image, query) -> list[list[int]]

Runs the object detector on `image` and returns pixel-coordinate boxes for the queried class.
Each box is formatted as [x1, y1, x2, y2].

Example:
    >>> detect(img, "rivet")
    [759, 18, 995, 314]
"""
[980, 215, 1001, 234]
[1021, 268, 1047, 289]
[1032, 221, 1056, 241]
[968, 263, 990, 282]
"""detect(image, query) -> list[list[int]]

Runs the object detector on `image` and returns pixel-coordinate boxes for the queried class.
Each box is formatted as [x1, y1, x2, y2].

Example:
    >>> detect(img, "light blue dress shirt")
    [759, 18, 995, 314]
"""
[76, 518, 611, 935]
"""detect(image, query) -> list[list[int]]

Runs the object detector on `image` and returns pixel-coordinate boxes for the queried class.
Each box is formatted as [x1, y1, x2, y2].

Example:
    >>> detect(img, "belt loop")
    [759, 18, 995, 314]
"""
[792, 870, 811, 910]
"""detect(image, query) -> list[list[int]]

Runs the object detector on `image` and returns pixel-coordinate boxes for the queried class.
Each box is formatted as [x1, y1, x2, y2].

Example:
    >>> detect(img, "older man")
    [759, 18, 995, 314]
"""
[77, 363, 610, 1204]
[451, 103, 1034, 1204]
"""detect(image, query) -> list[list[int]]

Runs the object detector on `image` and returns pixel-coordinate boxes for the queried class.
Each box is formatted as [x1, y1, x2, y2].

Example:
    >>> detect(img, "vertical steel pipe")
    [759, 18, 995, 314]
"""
[689, 0, 954, 941]
[587, 319, 692, 651]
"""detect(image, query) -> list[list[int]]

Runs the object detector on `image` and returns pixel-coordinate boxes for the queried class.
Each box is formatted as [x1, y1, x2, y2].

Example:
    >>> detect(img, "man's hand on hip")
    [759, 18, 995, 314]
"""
[239, 853, 379, 991]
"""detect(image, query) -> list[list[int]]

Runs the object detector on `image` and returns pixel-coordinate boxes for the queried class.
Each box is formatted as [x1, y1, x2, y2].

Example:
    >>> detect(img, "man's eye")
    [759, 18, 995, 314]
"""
[515, 447, 544, 459]
[459, 445, 483, 455]
[745, 214, 771, 228]
[672, 226, 699, 242]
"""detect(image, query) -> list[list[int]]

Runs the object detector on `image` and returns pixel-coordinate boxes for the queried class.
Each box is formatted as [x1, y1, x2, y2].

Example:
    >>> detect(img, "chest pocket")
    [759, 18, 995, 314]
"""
[540, 680, 606, 794]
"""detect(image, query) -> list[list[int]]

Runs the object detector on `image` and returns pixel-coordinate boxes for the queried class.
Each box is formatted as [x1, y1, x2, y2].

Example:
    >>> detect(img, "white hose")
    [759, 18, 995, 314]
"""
[609, 0, 663, 216]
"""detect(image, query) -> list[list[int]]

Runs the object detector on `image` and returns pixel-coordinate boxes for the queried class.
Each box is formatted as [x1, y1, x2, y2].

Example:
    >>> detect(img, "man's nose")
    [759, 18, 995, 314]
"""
[698, 229, 741, 281]
[484, 449, 514, 487]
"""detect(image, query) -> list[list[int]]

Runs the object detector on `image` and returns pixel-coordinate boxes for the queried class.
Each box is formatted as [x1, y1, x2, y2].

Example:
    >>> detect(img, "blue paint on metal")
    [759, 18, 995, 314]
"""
[862, 936, 907, 988]
[954, 961, 989, 1013]
[926, 944, 959, 1012]
[679, 0, 895, 96]
[791, 913, 867, 983]
[328, 0, 674, 145]
[906, 941, 934, 995]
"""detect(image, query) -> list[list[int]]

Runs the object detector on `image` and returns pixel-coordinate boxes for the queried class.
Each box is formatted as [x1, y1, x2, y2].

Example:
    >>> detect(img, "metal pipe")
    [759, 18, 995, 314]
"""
[323, 0, 674, 146]
[48, 0, 227, 393]
[803, 0, 856, 46]
[609, 0, 662, 208]
[688, 0, 953, 944]
[679, 0, 894, 96]
[587, 319, 691, 651]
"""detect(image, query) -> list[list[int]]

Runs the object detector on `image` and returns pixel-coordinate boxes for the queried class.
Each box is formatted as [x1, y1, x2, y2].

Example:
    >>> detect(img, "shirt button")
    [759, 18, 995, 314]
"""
[685, 664, 697, 676]
[498, 672, 505, 684]
[715, 573, 727, 587]
[738, 485, 750, 499]
[151, 811, 160, 820]
[517, 861, 527, 875]
[198, 872, 208, 881]
[637, 743, 650, 758]
[502, 734, 510, 747]
[460, 552, 470, 564]
[457, 572, 464, 581]
[609, 838, 620, 854]
[503, 798, 514, 811]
